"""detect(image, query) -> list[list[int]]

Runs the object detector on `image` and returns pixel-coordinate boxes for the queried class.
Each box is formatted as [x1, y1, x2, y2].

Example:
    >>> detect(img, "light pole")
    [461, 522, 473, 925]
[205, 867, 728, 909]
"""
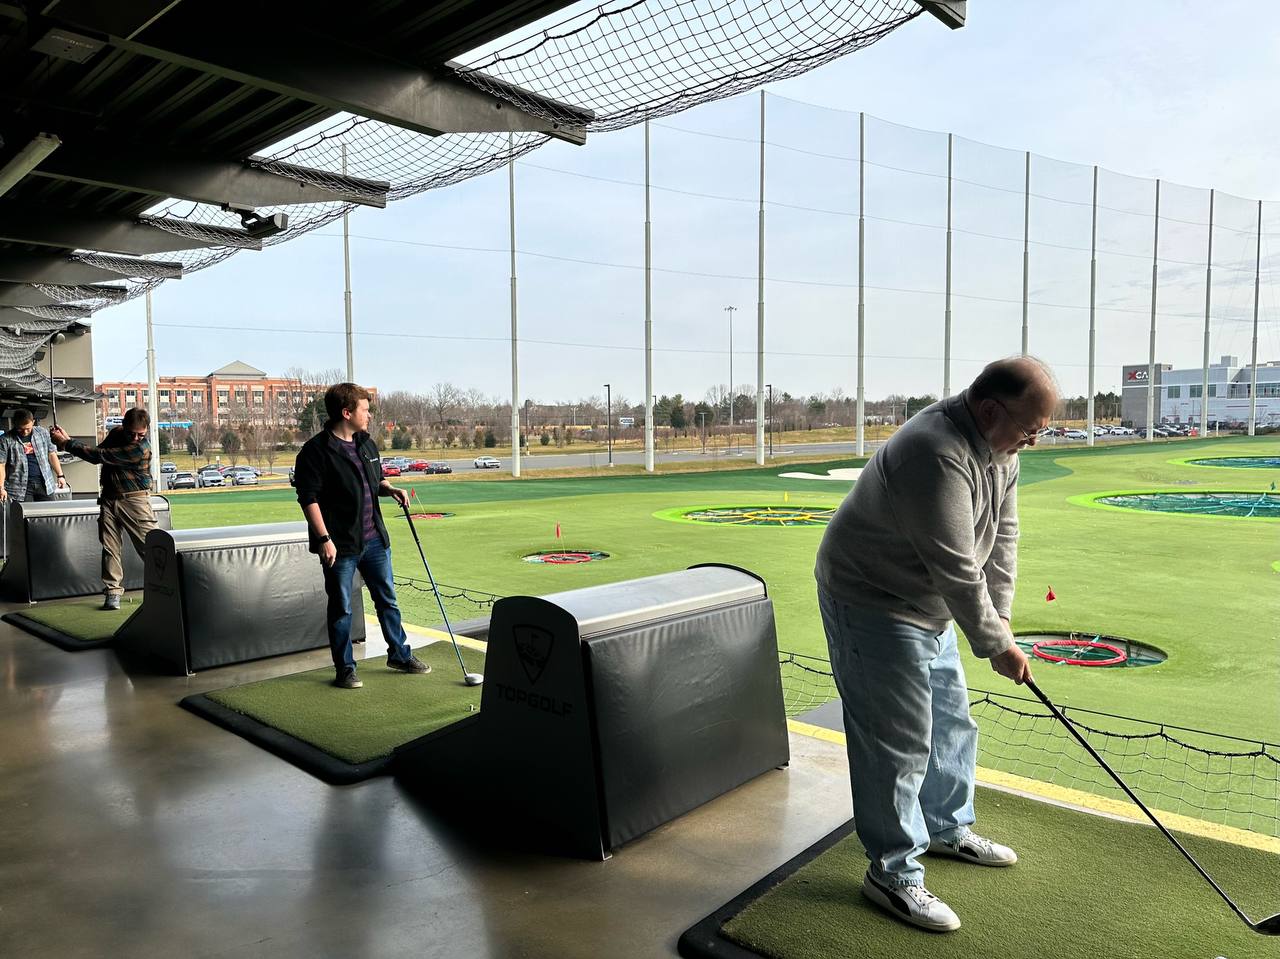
[604, 384, 613, 466]
[698, 410, 708, 453]
[724, 305, 736, 450]
[766, 383, 773, 458]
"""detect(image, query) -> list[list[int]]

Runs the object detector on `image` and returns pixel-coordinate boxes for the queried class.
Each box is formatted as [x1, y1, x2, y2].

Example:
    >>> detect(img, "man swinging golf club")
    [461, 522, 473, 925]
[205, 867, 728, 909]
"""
[294, 383, 429, 689]
[814, 356, 1056, 933]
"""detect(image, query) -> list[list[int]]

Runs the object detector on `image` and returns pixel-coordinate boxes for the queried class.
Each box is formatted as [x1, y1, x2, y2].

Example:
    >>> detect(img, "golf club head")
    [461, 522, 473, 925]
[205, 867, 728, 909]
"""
[464, 672, 484, 687]
[1254, 913, 1280, 936]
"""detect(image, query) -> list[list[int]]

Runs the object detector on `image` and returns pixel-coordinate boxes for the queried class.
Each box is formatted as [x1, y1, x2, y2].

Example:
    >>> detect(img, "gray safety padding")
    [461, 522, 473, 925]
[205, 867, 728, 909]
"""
[115, 522, 365, 675]
[585, 595, 789, 850]
[395, 564, 789, 859]
[0, 496, 172, 602]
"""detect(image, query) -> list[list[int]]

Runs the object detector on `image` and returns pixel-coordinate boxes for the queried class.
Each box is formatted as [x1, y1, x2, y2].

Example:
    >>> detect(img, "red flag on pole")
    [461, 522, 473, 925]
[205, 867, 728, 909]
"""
[410, 488, 418, 502]
[555, 523, 561, 540]
[1045, 586, 1056, 602]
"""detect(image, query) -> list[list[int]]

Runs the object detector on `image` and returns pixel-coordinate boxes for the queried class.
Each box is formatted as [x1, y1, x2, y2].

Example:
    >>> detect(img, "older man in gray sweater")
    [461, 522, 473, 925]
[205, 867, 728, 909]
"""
[814, 356, 1055, 933]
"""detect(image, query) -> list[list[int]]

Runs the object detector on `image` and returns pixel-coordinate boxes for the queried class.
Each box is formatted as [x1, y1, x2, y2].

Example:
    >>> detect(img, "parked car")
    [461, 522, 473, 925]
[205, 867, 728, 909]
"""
[160, 461, 177, 473]
[381, 464, 401, 477]
[167, 471, 197, 490]
[196, 467, 223, 488]
[428, 462, 453, 474]
[1062, 429, 1088, 440]
[288, 467, 296, 487]
[474, 455, 501, 469]
[404, 460, 430, 472]
[225, 467, 258, 486]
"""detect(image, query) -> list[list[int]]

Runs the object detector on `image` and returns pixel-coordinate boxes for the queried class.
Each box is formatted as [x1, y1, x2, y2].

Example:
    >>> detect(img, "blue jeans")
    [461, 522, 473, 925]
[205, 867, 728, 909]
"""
[323, 541, 412, 672]
[818, 586, 978, 887]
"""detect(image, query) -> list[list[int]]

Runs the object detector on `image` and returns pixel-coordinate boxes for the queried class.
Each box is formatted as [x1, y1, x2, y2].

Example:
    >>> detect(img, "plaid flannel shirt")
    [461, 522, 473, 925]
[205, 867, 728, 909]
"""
[65, 428, 151, 498]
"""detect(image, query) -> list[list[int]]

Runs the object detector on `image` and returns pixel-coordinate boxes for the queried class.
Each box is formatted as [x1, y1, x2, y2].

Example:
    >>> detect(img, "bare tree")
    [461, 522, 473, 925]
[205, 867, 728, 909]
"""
[429, 382, 464, 429]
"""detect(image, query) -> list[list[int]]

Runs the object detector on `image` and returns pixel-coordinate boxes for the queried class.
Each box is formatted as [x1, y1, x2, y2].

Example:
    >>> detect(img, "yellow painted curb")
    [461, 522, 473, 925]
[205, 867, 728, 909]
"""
[368, 616, 488, 652]
[786, 717, 1280, 855]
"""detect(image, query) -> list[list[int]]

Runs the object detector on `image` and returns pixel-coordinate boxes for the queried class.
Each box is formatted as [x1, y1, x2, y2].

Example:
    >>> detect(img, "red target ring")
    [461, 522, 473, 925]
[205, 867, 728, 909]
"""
[1031, 638, 1127, 667]
[540, 551, 594, 564]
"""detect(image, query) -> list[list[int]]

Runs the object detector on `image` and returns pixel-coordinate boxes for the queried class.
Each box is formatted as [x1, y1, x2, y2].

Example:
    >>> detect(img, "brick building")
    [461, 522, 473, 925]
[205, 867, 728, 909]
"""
[96, 362, 377, 430]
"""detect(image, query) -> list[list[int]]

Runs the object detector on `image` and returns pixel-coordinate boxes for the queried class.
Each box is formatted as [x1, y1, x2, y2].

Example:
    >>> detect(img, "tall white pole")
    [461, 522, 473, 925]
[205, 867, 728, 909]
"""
[1021, 151, 1030, 355]
[145, 290, 161, 489]
[855, 112, 866, 456]
[644, 120, 655, 472]
[1146, 180, 1160, 441]
[1201, 189, 1214, 438]
[1086, 165, 1098, 446]
[341, 144, 354, 382]
[1249, 200, 1261, 436]
[725, 305, 736, 447]
[943, 132, 953, 398]
[508, 134, 521, 478]
[755, 91, 766, 466]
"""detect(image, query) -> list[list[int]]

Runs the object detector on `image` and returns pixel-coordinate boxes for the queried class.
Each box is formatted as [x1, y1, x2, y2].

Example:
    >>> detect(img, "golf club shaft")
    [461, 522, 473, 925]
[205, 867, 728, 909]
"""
[1026, 679, 1248, 924]
[400, 502, 470, 677]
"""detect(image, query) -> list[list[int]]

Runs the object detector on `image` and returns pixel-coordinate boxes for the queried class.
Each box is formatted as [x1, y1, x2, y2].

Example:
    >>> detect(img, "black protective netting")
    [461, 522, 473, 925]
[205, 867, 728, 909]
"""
[384, 577, 502, 632]
[779, 650, 1280, 837]
[67, 1, 923, 304]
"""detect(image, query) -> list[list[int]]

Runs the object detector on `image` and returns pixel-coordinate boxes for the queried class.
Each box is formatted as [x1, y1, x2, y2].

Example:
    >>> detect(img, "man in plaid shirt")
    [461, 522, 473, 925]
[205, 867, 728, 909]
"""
[50, 408, 157, 610]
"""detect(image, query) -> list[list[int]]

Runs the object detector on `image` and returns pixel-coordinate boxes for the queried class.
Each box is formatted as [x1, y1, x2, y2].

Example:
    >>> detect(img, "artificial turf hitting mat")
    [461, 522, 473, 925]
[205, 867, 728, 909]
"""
[2, 594, 141, 650]
[180, 640, 485, 784]
[678, 788, 1280, 959]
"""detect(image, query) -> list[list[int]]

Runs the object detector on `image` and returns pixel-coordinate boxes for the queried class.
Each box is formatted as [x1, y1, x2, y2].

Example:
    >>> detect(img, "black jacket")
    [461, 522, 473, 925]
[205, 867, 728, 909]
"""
[294, 429, 389, 556]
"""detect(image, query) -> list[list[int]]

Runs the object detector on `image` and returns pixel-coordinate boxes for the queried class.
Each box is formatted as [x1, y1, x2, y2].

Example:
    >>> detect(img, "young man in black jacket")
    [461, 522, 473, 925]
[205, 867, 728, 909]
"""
[293, 383, 428, 688]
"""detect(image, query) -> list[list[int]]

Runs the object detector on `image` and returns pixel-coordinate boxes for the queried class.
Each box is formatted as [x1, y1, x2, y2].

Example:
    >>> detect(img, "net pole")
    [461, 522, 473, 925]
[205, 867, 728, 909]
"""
[1201, 189, 1214, 439]
[145, 289, 161, 490]
[755, 91, 766, 467]
[943, 132, 953, 398]
[341, 144, 354, 382]
[1147, 180, 1160, 441]
[1087, 165, 1098, 446]
[644, 120, 655, 472]
[508, 133, 521, 478]
[1249, 199, 1261, 436]
[1021, 151, 1030, 355]
[856, 112, 866, 456]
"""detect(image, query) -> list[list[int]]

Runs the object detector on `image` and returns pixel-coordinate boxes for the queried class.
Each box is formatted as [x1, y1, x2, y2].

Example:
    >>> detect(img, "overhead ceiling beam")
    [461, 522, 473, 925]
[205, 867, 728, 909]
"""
[0, 281, 128, 307]
[0, 252, 183, 284]
[916, 1, 965, 28]
[0, 203, 262, 255]
[47, 4, 592, 144]
[31, 141, 390, 209]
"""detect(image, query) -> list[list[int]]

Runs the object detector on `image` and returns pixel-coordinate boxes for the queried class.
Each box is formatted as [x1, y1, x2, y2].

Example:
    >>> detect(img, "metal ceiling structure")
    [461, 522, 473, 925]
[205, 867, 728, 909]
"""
[0, 0, 591, 403]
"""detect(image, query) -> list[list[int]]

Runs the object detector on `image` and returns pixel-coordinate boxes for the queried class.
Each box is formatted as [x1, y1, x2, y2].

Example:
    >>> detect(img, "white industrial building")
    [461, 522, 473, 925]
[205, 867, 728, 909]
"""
[1121, 356, 1280, 429]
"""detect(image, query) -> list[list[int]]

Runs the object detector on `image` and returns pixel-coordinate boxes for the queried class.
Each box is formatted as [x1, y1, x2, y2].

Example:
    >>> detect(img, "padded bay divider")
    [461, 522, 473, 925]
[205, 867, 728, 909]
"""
[115, 522, 365, 675]
[394, 564, 789, 859]
[0, 496, 172, 602]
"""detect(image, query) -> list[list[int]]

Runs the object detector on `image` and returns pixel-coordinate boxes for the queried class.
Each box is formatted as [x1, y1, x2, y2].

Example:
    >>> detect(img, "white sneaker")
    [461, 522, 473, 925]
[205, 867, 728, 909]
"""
[861, 872, 961, 933]
[928, 831, 1017, 866]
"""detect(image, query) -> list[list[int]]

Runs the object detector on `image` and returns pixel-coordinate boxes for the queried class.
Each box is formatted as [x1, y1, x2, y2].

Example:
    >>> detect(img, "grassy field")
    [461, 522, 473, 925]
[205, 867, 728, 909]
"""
[164, 435, 1280, 743]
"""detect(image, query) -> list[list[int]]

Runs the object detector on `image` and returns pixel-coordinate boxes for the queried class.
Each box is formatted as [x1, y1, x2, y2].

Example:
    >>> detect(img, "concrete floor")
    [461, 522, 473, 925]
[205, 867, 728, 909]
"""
[0, 605, 854, 959]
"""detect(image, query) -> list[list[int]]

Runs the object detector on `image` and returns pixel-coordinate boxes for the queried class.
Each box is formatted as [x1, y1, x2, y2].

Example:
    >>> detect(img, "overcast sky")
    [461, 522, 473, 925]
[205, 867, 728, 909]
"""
[88, 1, 1280, 406]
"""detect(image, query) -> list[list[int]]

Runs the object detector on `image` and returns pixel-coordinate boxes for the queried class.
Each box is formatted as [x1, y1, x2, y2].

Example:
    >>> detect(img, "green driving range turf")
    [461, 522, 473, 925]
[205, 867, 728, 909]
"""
[198, 640, 484, 765]
[165, 436, 1279, 742]
[3, 594, 142, 647]
[712, 788, 1279, 959]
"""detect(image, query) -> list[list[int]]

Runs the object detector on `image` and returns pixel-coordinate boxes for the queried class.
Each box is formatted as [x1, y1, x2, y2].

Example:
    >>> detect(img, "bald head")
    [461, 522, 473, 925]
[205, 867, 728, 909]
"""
[969, 356, 1058, 416]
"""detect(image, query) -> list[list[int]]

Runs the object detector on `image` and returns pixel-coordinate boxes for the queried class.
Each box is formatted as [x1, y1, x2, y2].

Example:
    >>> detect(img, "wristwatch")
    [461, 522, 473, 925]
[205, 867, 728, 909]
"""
[317, 534, 331, 544]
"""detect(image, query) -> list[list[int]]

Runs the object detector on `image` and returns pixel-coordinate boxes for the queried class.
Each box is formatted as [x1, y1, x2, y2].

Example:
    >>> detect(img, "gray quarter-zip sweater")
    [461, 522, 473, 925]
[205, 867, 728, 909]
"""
[814, 390, 1018, 658]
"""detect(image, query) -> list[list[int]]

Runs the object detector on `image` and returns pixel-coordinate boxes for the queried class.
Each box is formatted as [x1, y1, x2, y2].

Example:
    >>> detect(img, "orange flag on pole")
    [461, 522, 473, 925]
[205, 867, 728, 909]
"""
[555, 523, 561, 540]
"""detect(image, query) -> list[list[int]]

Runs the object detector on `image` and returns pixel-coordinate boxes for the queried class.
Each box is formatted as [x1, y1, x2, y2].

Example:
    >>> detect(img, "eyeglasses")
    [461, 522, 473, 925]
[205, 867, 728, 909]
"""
[991, 398, 1039, 442]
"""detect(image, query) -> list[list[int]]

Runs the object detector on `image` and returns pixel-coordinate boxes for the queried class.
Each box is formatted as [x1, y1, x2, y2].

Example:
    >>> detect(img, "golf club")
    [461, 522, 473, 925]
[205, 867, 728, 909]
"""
[400, 500, 482, 687]
[1027, 678, 1280, 936]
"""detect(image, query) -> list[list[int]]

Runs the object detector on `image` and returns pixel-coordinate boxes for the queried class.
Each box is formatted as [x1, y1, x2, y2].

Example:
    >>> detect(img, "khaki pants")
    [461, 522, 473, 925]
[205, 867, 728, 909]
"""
[99, 493, 157, 595]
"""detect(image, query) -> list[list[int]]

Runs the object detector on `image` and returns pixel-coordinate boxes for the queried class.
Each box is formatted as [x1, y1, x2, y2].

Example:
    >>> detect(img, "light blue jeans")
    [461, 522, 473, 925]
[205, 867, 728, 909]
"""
[818, 586, 978, 887]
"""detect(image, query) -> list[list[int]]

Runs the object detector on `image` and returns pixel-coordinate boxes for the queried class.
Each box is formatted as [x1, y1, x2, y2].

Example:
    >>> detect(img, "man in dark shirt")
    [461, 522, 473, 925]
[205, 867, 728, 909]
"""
[0, 409, 68, 502]
[293, 383, 428, 689]
[50, 408, 157, 610]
